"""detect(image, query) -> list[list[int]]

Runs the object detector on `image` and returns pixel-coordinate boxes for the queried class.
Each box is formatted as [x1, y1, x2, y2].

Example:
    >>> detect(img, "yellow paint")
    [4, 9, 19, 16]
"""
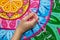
[0, 0, 29, 20]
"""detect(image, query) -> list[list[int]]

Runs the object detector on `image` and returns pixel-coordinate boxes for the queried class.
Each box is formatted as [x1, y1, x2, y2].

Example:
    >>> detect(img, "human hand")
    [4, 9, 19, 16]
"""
[11, 13, 38, 40]
[17, 13, 38, 33]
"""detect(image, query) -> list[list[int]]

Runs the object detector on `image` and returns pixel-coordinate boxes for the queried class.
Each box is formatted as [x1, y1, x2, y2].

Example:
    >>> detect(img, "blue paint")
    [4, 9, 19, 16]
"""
[0, 0, 51, 40]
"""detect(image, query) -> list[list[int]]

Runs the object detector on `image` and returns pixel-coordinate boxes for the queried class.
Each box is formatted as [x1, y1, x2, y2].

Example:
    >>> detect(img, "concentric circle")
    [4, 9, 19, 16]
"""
[0, 0, 29, 20]
[0, 0, 52, 40]
[31, 26, 57, 40]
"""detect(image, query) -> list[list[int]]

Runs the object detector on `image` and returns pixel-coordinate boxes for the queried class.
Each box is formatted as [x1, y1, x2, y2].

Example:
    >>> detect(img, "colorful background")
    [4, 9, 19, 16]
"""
[0, 0, 52, 40]
[0, 0, 60, 40]
[31, 0, 60, 40]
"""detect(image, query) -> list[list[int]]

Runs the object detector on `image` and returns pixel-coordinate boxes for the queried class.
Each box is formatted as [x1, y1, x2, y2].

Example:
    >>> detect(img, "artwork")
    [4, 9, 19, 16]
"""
[31, 12, 60, 40]
[52, 0, 60, 13]
[31, 25, 57, 40]
[31, 0, 60, 40]
[0, 0, 52, 40]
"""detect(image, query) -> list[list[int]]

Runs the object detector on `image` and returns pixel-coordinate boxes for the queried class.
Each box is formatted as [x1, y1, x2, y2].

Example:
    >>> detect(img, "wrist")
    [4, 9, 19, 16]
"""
[11, 28, 23, 40]
[16, 26, 24, 34]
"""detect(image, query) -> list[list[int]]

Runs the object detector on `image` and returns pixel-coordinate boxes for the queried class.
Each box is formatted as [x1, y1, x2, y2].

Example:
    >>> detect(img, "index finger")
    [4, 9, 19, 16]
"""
[23, 13, 34, 21]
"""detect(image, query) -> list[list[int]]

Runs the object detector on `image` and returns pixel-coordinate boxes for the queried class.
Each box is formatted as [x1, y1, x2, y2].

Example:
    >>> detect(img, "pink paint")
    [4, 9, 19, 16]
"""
[0, 0, 52, 40]
[0, 8, 4, 13]
[9, 20, 16, 29]
[0, 18, 2, 24]
[30, 2, 39, 8]
[24, 0, 28, 5]
[1, 19, 8, 28]
[18, 8, 23, 14]
[7, 12, 14, 18]
[57, 28, 60, 34]
[24, 36, 29, 40]
[0, 0, 39, 30]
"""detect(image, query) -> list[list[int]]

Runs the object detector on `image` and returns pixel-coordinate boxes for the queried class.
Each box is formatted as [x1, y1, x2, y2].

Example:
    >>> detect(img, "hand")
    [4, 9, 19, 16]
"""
[11, 13, 38, 40]
[17, 13, 38, 33]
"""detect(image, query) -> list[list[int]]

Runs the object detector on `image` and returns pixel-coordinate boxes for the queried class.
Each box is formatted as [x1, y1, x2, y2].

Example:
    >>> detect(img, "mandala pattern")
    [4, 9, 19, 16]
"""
[0, 0, 29, 20]
[52, 0, 60, 13]
[0, 0, 52, 40]
[31, 25, 57, 40]
[31, 0, 60, 40]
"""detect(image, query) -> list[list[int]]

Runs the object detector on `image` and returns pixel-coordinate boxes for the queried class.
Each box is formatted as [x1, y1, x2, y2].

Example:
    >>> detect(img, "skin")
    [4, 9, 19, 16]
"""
[11, 13, 38, 40]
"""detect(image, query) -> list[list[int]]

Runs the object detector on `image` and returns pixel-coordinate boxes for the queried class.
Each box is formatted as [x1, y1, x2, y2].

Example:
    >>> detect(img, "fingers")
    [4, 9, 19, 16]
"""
[23, 13, 34, 21]
[23, 13, 38, 26]
[30, 18, 36, 25]
[28, 13, 38, 26]
[34, 13, 38, 22]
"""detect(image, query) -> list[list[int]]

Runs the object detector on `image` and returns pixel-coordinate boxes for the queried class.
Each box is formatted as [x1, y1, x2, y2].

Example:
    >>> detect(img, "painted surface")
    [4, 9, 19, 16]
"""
[0, 0, 52, 40]
[31, 0, 60, 40]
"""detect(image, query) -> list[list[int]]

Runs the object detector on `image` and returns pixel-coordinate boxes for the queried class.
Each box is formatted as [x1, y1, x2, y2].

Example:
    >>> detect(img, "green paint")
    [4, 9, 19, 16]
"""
[31, 0, 60, 40]
[52, 0, 60, 13]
